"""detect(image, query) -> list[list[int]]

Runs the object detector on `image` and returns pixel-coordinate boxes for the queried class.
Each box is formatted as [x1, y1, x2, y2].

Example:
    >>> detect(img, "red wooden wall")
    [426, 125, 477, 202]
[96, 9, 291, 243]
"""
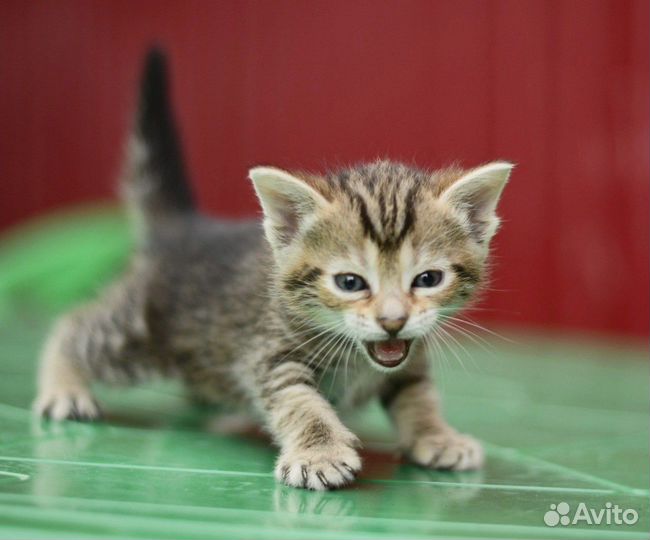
[1, 0, 648, 339]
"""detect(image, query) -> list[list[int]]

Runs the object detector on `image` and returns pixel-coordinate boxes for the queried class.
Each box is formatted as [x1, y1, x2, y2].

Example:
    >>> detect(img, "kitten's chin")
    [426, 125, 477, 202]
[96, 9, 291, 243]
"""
[364, 338, 412, 369]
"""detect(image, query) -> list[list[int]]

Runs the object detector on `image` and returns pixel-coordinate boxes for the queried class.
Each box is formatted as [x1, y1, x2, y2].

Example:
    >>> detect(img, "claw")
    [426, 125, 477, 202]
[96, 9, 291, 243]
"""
[316, 470, 330, 489]
[300, 465, 308, 488]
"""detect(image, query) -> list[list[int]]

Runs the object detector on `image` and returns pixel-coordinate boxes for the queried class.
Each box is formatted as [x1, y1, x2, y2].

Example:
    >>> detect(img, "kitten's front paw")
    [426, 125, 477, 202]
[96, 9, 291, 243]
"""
[34, 388, 101, 422]
[408, 430, 484, 471]
[275, 441, 362, 491]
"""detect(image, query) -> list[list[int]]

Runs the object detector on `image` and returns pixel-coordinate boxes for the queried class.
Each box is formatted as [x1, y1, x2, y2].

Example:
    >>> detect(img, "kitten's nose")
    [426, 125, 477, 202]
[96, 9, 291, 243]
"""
[377, 316, 407, 337]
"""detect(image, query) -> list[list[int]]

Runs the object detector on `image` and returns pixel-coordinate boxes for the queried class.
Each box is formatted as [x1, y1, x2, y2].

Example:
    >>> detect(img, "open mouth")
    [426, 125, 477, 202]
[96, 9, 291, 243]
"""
[364, 339, 412, 368]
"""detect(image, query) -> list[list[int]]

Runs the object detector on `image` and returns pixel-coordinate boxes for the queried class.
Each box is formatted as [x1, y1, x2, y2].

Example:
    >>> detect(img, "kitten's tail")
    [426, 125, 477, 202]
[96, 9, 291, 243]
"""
[121, 48, 195, 243]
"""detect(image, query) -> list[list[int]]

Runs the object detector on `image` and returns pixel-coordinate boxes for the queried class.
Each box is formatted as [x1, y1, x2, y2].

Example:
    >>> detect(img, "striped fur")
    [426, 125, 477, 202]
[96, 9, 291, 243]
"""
[35, 49, 511, 490]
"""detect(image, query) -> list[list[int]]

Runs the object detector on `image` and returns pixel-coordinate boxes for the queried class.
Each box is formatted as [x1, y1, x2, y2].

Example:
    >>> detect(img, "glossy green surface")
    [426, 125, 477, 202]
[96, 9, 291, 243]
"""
[0, 320, 647, 539]
[0, 209, 648, 538]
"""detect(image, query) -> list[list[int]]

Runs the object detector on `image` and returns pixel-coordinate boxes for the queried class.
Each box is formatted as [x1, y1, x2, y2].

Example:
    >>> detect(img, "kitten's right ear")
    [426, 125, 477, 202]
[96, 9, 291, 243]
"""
[440, 161, 513, 244]
[248, 166, 329, 252]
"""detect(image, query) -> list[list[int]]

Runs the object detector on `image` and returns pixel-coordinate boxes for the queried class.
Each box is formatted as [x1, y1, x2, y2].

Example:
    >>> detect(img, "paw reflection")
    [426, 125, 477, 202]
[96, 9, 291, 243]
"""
[273, 484, 356, 516]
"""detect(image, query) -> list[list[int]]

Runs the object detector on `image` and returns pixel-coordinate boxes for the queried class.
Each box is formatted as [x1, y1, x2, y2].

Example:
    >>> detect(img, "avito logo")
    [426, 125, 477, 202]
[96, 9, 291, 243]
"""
[544, 502, 639, 527]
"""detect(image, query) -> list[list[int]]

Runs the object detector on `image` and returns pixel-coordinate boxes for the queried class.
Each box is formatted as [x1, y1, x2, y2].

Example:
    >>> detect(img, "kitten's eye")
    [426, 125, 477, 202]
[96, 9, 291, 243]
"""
[412, 270, 444, 288]
[334, 273, 368, 292]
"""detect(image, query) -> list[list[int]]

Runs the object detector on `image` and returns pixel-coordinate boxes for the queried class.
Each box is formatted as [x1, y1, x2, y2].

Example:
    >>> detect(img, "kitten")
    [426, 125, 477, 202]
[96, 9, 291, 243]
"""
[34, 49, 513, 490]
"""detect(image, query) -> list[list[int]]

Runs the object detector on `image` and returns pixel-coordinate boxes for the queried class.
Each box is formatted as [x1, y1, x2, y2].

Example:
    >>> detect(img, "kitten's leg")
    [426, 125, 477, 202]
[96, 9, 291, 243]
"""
[34, 297, 152, 421]
[258, 359, 362, 490]
[381, 374, 484, 471]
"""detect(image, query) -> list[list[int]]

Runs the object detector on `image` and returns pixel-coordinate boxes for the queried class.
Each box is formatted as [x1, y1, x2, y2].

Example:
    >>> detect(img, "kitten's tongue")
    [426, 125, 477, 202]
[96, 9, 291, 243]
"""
[369, 339, 408, 367]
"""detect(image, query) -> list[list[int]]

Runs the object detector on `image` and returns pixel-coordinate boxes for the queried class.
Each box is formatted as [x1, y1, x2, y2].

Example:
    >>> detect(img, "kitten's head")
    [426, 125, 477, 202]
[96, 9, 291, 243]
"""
[249, 160, 512, 371]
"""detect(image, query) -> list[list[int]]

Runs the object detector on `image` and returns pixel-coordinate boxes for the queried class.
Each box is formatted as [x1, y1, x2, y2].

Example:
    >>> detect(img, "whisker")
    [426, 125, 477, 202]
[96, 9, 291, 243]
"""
[304, 329, 345, 372]
[314, 336, 344, 390]
[327, 334, 350, 395]
[313, 331, 348, 382]
[437, 323, 482, 374]
[341, 334, 357, 391]
[441, 314, 517, 344]
[440, 317, 495, 351]
[432, 325, 468, 374]
[439, 318, 498, 368]
[423, 334, 447, 389]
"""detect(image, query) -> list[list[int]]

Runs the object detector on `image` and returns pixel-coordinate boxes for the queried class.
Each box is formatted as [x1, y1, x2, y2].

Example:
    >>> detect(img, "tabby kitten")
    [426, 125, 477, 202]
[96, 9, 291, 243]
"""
[35, 50, 513, 490]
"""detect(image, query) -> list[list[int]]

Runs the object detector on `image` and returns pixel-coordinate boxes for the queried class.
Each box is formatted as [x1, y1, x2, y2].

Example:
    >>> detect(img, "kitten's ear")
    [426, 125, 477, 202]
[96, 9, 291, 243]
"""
[440, 161, 513, 244]
[248, 166, 329, 251]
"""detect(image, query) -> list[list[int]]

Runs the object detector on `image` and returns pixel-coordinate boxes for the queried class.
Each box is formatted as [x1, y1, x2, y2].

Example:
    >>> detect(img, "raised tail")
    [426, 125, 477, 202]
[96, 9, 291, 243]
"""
[121, 48, 195, 242]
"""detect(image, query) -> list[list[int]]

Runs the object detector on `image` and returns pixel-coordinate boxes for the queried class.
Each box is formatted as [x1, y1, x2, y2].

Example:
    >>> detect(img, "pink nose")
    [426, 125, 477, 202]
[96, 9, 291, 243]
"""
[377, 316, 407, 336]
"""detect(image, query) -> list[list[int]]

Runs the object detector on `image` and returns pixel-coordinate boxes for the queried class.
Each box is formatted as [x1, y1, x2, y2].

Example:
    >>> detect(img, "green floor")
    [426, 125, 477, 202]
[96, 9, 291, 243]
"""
[0, 209, 648, 539]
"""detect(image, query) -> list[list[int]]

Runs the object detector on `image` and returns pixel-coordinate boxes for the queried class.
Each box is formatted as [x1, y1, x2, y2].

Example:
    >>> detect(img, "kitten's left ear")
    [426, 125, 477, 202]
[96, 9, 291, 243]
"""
[248, 166, 329, 253]
[440, 161, 514, 244]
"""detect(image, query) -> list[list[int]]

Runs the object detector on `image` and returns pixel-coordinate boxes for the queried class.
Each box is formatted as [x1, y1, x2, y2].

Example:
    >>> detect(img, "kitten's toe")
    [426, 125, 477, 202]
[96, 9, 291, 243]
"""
[275, 442, 362, 490]
[408, 431, 484, 471]
[34, 389, 101, 422]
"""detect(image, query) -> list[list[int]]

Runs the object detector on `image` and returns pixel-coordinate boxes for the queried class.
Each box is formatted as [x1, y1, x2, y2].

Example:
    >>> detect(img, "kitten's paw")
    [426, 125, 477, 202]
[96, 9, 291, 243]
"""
[34, 388, 101, 422]
[408, 430, 484, 471]
[275, 442, 362, 491]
